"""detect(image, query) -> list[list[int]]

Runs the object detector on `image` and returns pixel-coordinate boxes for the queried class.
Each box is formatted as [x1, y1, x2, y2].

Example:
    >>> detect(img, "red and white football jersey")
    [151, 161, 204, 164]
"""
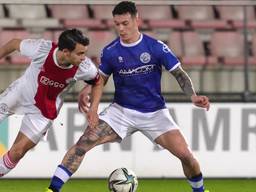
[7, 39, 99, 120]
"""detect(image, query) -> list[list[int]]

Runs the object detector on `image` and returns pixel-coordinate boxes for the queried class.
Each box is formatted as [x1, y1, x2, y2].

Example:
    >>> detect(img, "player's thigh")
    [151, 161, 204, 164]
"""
[20, 113, 52, 144]
[81, 119, 120, 146]
[138, 108, 179, 142]
[155, 129, 193, 159]
[99, 103, 134, 140]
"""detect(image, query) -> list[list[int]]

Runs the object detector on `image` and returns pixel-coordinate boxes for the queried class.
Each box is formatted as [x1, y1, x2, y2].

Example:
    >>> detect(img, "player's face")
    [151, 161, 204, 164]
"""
[113, 13, 140, 43]
[65, 43, 88, 66]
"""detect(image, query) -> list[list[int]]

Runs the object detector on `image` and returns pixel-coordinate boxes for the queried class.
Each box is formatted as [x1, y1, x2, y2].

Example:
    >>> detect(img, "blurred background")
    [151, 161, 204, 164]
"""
[0, 0, 256, 102]
[1, 0, 256, 183]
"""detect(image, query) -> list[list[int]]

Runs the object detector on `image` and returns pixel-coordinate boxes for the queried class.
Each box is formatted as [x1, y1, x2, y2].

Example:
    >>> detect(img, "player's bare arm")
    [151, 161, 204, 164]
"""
[101, 73, 110, 86]
[0, 39, 21, 58]
[89, 75, 104, 112]
[62, 120, 119, 173]
[79, 74, 108, 114]
[86, 74, 109, 128]
[171, 66, 195, 96]
[171, 66, 210, 110]
[86, 75, 104, 128]
[78, 84, 91, 113]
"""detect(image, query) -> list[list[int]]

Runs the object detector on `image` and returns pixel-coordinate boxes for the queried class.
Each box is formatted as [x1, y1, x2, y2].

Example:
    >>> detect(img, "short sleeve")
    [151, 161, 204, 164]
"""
[20, 39, 44, 59]
[155, 40, 181, 72]
[75, 58, 99, 82]
[99, 49, 113, 77]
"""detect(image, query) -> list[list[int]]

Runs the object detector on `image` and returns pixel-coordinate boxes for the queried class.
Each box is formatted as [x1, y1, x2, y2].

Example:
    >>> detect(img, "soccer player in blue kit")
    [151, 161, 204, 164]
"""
[46, 1, 210, 192]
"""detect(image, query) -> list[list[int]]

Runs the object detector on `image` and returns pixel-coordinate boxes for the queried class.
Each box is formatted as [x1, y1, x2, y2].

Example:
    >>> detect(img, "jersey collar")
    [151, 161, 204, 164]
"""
[120, 33, 143, 47]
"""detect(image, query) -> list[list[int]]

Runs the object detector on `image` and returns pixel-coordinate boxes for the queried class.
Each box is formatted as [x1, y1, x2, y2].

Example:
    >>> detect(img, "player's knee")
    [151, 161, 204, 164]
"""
[178, 151, 195, 165]
[76, 133, 99, 152]
[85, 128, 102, 144]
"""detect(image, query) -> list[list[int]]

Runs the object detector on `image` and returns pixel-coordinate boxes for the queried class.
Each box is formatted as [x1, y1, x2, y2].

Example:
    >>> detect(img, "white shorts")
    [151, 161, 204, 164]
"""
[20, 113, 52, 144]
[99, 103, 179, 143]
[0, 81, 53, 144]
[0, 112, 52, 144]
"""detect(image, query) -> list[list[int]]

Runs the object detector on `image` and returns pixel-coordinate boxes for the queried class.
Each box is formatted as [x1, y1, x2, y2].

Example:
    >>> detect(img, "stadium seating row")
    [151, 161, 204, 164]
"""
[0, 29, 255, 67]
[168, 31, 255, 66]
[0, 5, 255, 29]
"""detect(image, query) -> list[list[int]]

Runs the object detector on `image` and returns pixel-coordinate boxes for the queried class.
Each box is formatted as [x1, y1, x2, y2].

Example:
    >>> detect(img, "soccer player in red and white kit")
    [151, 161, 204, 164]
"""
[0, 28, 102, 177]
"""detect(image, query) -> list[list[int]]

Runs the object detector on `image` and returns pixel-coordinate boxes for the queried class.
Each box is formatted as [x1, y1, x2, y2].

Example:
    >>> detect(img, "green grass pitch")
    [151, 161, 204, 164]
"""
[0, 178, 256, 192]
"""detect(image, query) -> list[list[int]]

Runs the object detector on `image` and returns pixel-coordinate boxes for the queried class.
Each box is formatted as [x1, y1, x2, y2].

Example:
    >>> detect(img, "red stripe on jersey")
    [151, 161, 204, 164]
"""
[34, 43, 78, 120]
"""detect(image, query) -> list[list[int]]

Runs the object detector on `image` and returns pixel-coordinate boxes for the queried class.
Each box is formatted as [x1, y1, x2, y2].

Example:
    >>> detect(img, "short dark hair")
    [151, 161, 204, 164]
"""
[112, 1, 137, 17]
[58, 28, 89, 51]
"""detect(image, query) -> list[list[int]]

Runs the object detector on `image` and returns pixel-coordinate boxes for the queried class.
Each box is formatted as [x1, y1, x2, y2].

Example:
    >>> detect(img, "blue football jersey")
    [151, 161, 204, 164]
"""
[99, 34, 180, 112]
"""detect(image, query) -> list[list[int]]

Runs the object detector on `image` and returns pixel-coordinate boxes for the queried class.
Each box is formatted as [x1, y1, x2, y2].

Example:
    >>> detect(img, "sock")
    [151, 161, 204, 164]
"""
[49, 165, 72, 192]
[0, 151, 18, 177]
[188, 173, 205, 192]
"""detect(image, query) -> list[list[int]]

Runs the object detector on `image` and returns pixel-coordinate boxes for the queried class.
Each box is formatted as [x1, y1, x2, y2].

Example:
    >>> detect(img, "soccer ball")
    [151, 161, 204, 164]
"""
[108, 168, 138, 192]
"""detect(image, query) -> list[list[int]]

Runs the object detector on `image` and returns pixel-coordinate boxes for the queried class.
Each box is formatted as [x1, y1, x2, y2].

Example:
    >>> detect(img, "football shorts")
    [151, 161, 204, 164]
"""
[99, 103, 179, 143]
[20, 113, 52, 144]
[0, 81, 53, 144]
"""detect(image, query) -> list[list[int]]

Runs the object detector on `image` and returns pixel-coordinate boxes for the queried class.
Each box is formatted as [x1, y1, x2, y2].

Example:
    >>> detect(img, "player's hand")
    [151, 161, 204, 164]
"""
[191, 94, 210, 111]
[86, 108, 99, 128]
[78, 85, 92, 114]
[78, 94, 91, 114]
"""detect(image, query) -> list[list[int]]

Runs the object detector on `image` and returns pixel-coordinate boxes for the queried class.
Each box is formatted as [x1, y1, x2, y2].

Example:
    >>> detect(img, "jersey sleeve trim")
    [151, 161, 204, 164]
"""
[168, 62, 181, 72]
[84, 72, 100, 85]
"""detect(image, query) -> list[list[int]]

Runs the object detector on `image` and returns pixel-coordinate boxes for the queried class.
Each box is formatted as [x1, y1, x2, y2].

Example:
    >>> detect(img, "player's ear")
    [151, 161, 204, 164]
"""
[135, 13, 141, 25]
[137, 17, 143, 27]
[62, 48, 71, 56]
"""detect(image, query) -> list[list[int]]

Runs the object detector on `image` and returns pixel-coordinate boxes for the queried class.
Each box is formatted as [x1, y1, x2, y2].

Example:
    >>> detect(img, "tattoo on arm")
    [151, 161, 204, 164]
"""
[171, 66, 195, 96]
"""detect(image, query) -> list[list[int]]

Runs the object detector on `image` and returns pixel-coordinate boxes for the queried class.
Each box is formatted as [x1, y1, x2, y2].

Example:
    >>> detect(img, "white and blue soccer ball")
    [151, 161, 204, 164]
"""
[108, 168, 138, 192]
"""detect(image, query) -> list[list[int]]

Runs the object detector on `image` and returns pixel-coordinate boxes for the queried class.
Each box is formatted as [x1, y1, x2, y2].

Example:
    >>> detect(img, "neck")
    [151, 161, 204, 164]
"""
[124, 31, 141, 44]
[56, 50, 71, 67]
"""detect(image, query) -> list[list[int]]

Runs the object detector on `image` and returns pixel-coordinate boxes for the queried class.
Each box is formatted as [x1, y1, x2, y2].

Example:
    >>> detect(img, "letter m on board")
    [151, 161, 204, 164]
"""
[192, 108, 230, 151]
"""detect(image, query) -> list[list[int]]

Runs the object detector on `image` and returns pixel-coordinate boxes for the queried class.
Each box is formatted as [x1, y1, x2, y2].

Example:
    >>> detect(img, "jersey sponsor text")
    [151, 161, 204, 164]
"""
[40, 75, 65, 88]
